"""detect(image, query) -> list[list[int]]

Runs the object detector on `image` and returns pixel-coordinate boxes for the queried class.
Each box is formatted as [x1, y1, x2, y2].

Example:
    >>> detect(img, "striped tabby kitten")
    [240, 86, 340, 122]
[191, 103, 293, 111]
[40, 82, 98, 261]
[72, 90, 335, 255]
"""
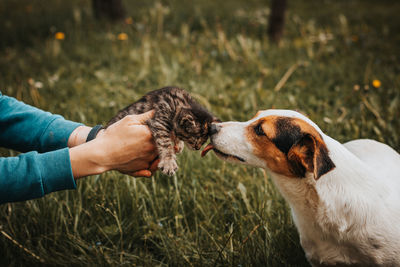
[106, 87, 218, 176]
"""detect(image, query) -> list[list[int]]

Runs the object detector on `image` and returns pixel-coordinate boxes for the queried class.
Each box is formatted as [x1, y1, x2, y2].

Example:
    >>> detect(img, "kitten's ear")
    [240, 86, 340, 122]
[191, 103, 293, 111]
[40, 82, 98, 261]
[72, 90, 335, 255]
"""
[178, 108, 195, 125]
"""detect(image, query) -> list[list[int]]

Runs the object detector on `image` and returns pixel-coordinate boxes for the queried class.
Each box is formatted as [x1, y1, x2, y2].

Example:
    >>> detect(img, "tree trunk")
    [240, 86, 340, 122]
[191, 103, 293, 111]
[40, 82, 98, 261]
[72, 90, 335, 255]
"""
[92, 0, 126, 21]
[268, 0, 287, 44]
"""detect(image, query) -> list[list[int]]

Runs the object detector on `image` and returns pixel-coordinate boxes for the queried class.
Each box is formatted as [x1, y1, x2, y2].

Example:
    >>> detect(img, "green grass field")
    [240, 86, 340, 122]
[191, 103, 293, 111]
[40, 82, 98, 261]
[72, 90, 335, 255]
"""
[1, 0, 399, 265]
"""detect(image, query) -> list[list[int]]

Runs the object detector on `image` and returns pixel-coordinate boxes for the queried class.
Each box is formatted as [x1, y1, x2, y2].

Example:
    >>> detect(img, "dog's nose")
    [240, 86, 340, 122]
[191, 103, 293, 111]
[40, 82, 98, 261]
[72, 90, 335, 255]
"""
[209, 123, 221, 136]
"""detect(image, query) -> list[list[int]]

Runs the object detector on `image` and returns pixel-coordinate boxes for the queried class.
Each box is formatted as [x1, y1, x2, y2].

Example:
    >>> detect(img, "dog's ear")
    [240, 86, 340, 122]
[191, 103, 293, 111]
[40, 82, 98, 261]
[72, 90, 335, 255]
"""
[287, 134, 335, 179]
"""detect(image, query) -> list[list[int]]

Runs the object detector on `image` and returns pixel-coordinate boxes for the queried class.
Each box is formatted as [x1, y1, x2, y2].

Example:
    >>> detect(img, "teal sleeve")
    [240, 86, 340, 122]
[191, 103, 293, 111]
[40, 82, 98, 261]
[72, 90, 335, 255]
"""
[0, 148, 77, 204]
[0, 92, 82, 204]
[0, 92, 83, 153]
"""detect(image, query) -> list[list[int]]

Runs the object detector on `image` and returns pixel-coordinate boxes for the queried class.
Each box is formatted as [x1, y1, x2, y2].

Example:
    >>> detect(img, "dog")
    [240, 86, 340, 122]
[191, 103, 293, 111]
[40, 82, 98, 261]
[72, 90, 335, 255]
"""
[202, 109, 400, 266]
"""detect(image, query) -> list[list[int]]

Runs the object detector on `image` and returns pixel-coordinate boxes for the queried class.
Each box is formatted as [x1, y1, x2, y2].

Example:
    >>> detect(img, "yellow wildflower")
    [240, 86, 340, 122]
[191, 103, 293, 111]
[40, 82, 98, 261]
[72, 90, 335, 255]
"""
[351, 35, 359, 42]
[117, 33, 128, 41]
[25, 5, 33, 13]
[55, 32, 65, 40]
[124, 17, 133, 25]
[372, 79, 381, 88]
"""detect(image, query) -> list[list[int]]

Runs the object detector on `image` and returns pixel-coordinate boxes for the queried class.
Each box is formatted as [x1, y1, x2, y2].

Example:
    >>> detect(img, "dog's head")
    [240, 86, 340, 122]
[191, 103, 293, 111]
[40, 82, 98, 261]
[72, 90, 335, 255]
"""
[202, 110, 335, 180]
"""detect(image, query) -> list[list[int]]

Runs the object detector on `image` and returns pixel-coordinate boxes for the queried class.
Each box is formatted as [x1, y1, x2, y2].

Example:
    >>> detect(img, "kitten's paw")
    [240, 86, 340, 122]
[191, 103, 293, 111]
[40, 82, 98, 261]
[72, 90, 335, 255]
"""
[158, 159, 178, 176]
[175, 141, 184, 153]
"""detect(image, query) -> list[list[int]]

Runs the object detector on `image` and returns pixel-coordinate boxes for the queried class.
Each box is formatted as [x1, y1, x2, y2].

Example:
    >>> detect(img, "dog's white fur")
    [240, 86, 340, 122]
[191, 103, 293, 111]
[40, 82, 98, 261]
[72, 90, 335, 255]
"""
[210, 109, 400, 266]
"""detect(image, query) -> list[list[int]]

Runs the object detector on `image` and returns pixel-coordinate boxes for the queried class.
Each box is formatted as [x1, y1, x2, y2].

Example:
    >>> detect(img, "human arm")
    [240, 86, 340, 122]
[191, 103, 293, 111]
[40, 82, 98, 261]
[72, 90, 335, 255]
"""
[0, 104, 158, 204]
[0, 92, 82, 152]
[0, 149, 77, 204]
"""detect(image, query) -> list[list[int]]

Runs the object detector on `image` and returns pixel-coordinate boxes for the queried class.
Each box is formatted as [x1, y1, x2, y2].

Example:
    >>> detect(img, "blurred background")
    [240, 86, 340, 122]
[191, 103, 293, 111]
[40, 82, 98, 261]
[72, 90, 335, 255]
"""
[0, 0, 399, 266]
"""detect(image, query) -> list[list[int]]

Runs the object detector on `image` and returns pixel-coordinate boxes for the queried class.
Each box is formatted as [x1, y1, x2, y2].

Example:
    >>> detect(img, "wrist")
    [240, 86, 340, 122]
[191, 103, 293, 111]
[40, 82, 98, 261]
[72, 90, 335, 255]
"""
[69, 141, 109, 179]
[86, 125, 104, 142]
[68, 126, 92, 148]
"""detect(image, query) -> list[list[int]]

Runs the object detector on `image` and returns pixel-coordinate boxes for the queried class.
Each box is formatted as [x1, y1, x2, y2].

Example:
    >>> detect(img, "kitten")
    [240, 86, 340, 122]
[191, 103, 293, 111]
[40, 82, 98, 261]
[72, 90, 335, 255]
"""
[106, 86, 219, 176]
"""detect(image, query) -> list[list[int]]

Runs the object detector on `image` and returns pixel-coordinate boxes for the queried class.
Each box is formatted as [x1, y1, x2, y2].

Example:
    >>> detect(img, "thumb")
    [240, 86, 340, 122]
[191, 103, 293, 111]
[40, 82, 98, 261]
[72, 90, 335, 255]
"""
[134, 110, 155, 124]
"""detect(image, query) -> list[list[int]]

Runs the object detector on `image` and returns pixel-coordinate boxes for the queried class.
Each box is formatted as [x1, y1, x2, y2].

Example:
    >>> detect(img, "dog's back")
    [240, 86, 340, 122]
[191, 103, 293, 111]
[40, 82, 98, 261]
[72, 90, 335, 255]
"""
[344, 139, 400, 191]
[307, 138, 400, 266]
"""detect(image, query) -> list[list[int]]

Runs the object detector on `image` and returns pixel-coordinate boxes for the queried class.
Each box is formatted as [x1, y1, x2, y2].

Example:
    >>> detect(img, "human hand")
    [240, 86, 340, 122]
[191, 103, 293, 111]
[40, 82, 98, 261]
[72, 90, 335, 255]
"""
[69, 111, 159, 178]
[94, 111, 158, 177]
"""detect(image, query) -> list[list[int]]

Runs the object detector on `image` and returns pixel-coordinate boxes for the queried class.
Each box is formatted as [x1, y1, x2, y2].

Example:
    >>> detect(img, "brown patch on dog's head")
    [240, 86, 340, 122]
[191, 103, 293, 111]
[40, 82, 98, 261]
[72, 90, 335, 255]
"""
[246, 116, 335, 179]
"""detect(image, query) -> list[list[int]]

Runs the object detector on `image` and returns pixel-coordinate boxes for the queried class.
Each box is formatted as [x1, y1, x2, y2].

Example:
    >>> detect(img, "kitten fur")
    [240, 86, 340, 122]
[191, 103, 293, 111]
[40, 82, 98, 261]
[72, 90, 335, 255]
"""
[106, 87, 219, 175]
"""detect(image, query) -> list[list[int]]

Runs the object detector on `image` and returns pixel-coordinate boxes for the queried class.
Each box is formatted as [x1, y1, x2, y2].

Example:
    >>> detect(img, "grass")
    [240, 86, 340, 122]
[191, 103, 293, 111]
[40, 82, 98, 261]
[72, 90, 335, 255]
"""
[0, 0, 399, 265]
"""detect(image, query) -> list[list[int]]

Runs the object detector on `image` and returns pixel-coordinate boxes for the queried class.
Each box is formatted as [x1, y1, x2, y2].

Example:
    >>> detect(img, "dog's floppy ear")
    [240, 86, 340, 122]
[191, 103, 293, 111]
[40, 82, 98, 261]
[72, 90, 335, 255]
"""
[287, 133, 335, 179]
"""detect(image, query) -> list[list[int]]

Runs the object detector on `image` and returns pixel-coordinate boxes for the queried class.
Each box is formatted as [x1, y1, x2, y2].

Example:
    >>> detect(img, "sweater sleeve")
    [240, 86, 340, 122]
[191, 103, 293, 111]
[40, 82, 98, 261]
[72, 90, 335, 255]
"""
[0, 92, 83, 153]
[0, 148, 77, 204]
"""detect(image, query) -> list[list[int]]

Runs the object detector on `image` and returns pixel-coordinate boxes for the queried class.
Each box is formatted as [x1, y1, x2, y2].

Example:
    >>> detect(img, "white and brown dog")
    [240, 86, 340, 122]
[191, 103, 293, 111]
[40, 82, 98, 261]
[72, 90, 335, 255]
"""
[202, 109, 400, 267]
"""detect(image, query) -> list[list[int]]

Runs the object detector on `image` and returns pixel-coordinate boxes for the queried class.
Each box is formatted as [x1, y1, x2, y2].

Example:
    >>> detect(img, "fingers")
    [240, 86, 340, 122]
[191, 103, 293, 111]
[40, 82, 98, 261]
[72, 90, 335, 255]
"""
[149, 158, 160, 172]
[130, 159, 160, 177]
[131, 170, 152, 177]
[117, 156, 160, 177]
[129, 159, 159, 177]
[130, 158, 160, 177]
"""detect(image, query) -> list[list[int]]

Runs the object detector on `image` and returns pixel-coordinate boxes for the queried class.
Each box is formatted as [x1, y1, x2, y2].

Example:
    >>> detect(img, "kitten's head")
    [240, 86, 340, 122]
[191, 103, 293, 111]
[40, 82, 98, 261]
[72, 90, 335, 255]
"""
[174, 103, 219, 150]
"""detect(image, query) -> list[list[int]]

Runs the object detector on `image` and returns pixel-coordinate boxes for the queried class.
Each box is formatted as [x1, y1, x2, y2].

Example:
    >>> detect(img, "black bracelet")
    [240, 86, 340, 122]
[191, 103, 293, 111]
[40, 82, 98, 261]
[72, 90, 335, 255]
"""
[86, 125, 103, 142]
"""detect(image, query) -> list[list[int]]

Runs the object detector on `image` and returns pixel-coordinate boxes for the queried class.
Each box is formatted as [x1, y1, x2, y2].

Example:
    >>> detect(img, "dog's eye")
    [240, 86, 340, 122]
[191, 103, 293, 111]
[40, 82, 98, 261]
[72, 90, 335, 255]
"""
[254, 123, 265, 136]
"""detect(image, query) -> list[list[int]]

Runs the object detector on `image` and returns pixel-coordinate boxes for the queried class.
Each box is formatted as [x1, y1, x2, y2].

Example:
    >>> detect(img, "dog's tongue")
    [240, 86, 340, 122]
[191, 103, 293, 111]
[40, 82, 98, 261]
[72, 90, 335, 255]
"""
[201, 144, 214, 157]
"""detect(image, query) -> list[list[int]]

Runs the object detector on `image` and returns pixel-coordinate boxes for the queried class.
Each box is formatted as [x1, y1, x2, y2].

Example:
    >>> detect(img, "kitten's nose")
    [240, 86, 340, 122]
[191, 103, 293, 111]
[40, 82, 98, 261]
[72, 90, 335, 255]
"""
[209, 123, 221, 136]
